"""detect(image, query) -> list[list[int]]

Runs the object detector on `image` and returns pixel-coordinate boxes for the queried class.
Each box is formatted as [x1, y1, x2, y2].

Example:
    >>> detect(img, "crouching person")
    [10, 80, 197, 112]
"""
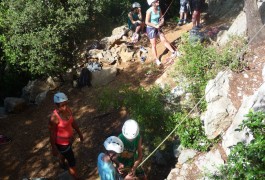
[97, 136, 124, 180]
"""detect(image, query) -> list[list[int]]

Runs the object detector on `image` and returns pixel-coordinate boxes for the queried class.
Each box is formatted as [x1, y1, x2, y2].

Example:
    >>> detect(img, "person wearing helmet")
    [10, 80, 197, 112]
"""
[118, 119, 147, 180]
[145, 0, 179, 66]
[49, 92, 84, 180]
[128, 2, 145, 43]
[97, 136, 124, 180]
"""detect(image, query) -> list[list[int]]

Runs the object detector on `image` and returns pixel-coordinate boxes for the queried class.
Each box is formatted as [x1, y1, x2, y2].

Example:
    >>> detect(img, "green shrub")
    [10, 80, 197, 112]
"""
[211, 110, 265, 179]
[168, 112, 212, 151]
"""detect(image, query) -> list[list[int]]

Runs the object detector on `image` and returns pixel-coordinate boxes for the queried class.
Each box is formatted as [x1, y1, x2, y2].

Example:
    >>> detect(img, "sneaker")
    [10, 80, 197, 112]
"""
[170, 51, 180, 59]
[178, 20, 183, 26]
[140, 56, 146, 63]
[155, 59, 162, 66]
[139, 46, 148, 53]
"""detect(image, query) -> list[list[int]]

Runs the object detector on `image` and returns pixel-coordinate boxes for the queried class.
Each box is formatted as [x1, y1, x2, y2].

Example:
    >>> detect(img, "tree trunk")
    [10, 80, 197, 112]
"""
[245, 0, 265, 46]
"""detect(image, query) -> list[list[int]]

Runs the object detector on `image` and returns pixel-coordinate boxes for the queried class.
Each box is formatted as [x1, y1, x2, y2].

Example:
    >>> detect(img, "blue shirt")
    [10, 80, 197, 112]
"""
[97, 153, 117, 180]
[147, 7, 161, 27]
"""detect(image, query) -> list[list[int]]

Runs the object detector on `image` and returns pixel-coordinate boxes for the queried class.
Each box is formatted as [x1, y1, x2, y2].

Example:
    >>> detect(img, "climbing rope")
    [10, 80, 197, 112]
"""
[137, 22, 265, 168]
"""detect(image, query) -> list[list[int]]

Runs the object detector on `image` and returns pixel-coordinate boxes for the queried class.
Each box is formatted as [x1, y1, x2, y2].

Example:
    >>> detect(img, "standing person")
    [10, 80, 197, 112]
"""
[128, 2, 145, 43]
[49, 92, 84, 180]
[118, 119, 147, 180]
[97, 136, 124, 180]
[191, 0, 202, 29]
[178, 0, 190, 26]
[145, 0, 179, 66]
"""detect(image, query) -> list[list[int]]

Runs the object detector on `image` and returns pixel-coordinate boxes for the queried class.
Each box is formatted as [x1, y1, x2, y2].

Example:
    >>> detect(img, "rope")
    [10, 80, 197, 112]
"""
[160, 0, 174, 19]
[137, 22, 265, 168]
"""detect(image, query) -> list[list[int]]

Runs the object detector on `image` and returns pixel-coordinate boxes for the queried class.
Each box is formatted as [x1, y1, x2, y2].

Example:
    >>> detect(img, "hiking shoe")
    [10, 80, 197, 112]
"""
[183, 19, 188, 24]
[178, 20, 183, 26]
[140, 56, 146, 63]
[170, 51, 180, 59]
[139, 46, 148, 53]
[155, 59, 162, 66]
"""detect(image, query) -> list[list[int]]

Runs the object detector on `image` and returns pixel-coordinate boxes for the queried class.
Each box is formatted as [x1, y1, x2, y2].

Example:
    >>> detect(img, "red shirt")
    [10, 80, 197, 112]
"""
[53, 109, 74, 145]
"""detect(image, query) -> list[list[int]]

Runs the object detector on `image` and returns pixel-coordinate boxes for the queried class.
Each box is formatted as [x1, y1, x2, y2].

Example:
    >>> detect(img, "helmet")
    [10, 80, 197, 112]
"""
[147, 0, 156, 5]
[54, 92, 68, 103]
[132, 2, 141, 8]
[104, 136, 124, 153]
[122, 119, 139, 140]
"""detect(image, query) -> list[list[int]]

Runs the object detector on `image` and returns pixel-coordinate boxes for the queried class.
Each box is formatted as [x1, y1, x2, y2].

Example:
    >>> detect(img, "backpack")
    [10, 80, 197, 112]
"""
[78, 68, 91, 88]
[87, 61, 103, 72]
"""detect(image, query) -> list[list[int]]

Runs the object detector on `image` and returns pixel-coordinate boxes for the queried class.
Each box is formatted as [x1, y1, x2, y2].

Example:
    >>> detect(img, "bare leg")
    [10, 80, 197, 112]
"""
[69, 166, 78, 180]
[159, 33, 175, 52]
[150, 38, 158, 59]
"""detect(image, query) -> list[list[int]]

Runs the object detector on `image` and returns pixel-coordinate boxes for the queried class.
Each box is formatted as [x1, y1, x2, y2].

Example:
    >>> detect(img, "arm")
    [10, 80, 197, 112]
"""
[128, 12, 141, 24]
[138, 8, 142, 21]
[72, 120, 84, 142]
[145, 10, 159, 28]
[131, 137, 144, 175]
[49, 113, 59, 156]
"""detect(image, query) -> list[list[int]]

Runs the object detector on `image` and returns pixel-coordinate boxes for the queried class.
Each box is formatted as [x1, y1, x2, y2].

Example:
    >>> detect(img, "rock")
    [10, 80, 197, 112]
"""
[194, 149, 224, 175]
[90, 67, 117, 87]
[4, 97, 27, 113]
[217, 11, 247, 46]
[177, 149, 197, 164]
[202, 71, 237, 139]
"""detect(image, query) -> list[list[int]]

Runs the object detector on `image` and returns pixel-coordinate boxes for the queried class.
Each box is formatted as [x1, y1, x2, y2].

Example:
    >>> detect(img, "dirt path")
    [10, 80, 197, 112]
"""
[0, 22, 192, 180]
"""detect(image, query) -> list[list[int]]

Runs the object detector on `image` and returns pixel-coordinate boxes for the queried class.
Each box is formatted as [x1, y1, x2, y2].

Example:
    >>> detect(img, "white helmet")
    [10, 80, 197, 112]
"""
[54, 92, 68, 103]
[132, 2, 141, 8]
[104, 136, 124, 153]
[147, 0, 156, 5]
[122, 119, 139, 140]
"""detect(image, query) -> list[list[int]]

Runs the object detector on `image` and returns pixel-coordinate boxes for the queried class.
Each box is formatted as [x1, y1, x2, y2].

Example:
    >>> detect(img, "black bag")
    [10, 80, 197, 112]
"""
[78, 68, 90, 87]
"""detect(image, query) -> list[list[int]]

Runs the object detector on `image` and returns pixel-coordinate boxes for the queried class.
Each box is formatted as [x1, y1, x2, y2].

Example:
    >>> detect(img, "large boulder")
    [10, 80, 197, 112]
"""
[90, 67, 117, 87]
[217, 11, 247, 46]
[202, 71, 237, 139]
[4, 97, 27, 113]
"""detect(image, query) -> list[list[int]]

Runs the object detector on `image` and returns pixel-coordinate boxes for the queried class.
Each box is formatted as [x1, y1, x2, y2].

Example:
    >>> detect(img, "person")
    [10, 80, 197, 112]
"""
[145, 0, 179, 66]
[49, 92, 84, 180]
[191, 0, 202, 29]
[97, 136, 124, 180]
[118, 119, 147, 180]
[128, 2, 145, 43]
[178, 0, 190, 26]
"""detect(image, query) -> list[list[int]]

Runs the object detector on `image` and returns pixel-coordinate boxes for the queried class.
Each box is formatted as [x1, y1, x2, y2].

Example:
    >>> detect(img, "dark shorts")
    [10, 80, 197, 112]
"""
[56, 144, 76, 167]
[191, 0, 202, 11]
[146, 26, 163, 39]
[130, 22, 141, 31]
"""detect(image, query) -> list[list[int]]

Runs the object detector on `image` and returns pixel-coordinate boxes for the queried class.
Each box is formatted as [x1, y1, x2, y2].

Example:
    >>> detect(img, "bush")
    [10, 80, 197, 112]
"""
[211, 110, 265, 179]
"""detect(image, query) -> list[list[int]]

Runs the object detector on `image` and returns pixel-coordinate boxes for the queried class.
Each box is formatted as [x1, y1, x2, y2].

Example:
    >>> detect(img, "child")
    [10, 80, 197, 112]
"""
[118, 119, 147, 180]
[97, 136, 124, 180]
[178, 0, 190, 26]
[128, 2, 145, 43]
[49, 92, 84, 180]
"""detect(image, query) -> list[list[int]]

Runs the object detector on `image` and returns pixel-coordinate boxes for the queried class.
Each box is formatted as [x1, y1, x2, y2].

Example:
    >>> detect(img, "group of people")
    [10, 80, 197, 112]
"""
[128, 0, 203, 66]
[49, 92, 146, 180]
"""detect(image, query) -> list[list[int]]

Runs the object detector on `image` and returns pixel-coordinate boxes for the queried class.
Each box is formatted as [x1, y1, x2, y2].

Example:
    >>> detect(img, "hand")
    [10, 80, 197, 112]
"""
[118, 163, 124, 174]
[155, 24, 160, 29]
[129, 167, 136, 177]
[137, 20, 142, 24]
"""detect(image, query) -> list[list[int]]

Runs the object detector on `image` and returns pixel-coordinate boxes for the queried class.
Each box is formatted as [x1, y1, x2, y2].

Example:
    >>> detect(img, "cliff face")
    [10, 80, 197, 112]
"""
[167, 1, 265, 179]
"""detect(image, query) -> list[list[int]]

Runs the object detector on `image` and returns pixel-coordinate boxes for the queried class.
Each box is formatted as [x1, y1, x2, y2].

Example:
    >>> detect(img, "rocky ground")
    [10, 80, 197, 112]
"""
[0, 20, 192, 180]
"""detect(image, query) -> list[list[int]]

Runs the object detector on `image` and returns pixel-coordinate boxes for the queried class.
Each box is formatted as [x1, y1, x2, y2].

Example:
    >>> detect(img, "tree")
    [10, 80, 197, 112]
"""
[245, 0, 265, 46]
[0, 0, 88, 76]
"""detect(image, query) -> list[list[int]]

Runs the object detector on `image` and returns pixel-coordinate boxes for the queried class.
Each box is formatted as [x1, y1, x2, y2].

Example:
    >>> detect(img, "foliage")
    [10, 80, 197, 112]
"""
[0, 0, 88, 76]
[174, 34, 247, 111]
[211, 110, 265, 179]
[99, 85, 172, 147]
[168, 112, 212, 151]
